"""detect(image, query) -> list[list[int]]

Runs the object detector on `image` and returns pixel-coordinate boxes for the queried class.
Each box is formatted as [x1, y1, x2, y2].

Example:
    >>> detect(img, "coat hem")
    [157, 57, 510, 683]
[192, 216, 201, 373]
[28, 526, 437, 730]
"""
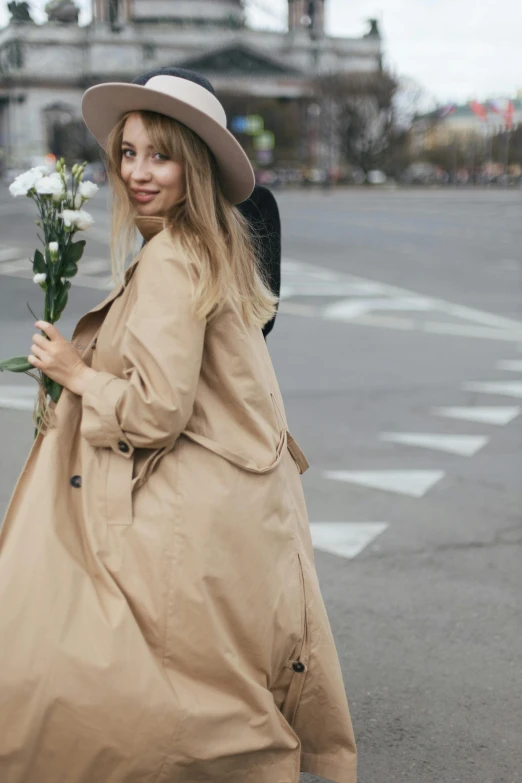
[301, 752, 357, 783]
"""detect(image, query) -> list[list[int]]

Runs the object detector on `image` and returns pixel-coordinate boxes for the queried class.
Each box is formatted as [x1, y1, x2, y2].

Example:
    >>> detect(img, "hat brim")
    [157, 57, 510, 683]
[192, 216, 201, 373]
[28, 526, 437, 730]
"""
[82, 82, 255, 205]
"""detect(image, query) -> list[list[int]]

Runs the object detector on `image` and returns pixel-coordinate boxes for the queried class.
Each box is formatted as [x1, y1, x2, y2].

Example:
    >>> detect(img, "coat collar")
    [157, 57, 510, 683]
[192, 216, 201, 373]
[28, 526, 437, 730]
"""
[77, 216, 168, 320]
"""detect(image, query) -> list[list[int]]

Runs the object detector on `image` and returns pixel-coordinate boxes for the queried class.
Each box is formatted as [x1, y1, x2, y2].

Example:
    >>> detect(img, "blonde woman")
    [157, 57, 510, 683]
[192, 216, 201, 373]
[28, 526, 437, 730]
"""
[0, 71, 356, 783]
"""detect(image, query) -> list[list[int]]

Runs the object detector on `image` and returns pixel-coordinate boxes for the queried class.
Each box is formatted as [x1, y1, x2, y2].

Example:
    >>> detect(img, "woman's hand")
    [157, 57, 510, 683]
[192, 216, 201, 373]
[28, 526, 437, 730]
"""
[28, 321, 98, 397]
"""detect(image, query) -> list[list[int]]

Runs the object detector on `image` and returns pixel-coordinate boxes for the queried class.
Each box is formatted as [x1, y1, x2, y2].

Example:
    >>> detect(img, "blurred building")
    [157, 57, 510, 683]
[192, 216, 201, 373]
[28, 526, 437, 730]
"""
[0, 0, 382, 166]
[411, 97, 522, 154]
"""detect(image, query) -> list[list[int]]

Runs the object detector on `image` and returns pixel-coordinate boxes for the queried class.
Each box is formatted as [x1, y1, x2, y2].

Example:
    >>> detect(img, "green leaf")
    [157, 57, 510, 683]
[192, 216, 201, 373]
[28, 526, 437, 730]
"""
[54, 279, 71, 316]
[33, 249, 46, 275]
[61, 260, 78, 278]
[0, 356, 33, 373]
[47, 380, 63, 404]
[65, 240, 86, 265]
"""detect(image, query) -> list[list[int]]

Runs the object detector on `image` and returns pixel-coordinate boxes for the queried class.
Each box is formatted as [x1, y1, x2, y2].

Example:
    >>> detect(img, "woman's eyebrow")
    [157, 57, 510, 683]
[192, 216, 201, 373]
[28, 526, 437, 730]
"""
[122, 140, 156, 150]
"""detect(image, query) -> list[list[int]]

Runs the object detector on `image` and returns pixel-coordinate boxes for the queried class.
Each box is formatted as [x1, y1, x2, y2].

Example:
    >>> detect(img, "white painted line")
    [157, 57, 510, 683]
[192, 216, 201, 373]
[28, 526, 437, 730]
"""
[72, 274, 114, 290]
[310, 522, 389, 560]
[0, 385, 37, 396]
[278, 301, 320, 318]
[380, 432, 489, 457]
[323, 470, 445, 498]
[77, 259, 110, 275]
[0, 386, 36, 411]
[323, 296, 433, 321]
[349, 314, 415, 330]
[423, 322, 522, 342]
[0, 248, 24, 262]
[432, 406, 520, 426]
[497, 360, 522, 372]
[283, 257, 522, 333]
[0, 259, 31, 274]
[462, 381, 522, 399]
[0, 397, 35, 411]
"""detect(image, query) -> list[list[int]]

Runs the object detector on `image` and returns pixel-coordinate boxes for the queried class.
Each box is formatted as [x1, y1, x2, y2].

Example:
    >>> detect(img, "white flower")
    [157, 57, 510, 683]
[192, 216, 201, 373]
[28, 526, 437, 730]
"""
[60, 209, 94, 231]
[35, 173, 65, 198]
[33, 273, 47, 285]
[48, 242, 59, 261]
[9, 167, 45, 197]
[78, 181, 98, 200]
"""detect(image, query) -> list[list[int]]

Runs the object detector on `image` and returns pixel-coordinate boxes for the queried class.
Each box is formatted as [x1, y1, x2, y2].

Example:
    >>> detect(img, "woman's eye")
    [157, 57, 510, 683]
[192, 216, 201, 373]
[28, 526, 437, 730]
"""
[154, 153, 169, 161]
[121, 149, 134, 158]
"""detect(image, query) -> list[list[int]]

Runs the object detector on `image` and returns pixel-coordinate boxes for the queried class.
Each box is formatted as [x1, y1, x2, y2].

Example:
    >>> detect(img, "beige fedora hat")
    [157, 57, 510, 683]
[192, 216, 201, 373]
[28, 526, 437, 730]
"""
[82, 75, 255, 205]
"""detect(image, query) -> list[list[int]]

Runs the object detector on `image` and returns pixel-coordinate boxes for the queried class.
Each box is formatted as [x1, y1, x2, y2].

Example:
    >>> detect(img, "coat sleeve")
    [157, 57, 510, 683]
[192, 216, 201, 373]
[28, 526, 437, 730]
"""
[80, 237, 205, 454]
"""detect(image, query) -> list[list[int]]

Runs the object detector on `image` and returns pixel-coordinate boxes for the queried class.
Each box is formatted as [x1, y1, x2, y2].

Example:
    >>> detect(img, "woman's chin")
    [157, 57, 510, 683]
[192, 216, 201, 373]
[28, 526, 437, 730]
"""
[135, 202, 159, 216]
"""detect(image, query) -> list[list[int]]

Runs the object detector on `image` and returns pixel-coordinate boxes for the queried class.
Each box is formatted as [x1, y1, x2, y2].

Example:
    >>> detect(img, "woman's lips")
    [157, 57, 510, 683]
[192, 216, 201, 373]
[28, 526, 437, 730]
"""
[131, 190, 159, 203]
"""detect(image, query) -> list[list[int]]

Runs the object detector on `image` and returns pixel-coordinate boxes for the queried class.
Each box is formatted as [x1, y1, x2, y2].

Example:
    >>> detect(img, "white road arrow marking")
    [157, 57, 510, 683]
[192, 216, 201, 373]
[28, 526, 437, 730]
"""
[310, 522, 389, 560]
[462, 381, 522, 399]
[432, 406, 520, 426]
[323, 470, 445, 498]
[380, 432, 488, 456]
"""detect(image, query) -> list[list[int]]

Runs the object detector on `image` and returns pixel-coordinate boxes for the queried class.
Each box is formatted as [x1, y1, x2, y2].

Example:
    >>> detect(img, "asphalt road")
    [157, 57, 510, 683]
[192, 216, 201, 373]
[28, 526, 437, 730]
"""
[1, 185, 521, 783]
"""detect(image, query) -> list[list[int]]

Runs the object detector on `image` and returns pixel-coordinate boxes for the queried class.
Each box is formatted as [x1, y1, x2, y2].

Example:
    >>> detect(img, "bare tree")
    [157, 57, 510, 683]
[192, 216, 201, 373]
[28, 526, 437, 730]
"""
[313, 71, 398, 173]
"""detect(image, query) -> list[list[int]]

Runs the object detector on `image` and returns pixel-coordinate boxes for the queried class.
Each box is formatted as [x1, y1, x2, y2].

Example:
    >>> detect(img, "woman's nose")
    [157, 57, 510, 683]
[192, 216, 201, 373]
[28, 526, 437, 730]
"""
[131, 158, 152, 182]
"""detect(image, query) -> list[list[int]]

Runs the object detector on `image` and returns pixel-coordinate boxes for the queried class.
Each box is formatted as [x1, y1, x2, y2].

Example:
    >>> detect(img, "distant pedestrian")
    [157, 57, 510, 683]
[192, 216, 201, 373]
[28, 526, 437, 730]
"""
[0, 70, 356, 782]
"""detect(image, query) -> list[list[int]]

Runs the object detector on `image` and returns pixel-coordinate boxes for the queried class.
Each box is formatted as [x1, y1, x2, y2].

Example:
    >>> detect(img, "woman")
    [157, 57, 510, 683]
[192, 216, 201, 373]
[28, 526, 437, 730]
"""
[131, 66, 281, 339]
[0, 74, 356, 782]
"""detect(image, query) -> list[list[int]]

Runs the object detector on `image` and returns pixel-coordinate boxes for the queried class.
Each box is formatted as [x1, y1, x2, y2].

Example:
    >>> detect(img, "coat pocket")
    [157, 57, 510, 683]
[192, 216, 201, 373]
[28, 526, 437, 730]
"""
[104, 448, 135, 526]
[270, 552, 310, 726]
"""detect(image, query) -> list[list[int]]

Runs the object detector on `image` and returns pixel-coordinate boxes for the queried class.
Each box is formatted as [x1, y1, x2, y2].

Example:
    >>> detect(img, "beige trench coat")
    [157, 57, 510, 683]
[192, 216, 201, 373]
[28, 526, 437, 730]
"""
[0, 216, 356, 783]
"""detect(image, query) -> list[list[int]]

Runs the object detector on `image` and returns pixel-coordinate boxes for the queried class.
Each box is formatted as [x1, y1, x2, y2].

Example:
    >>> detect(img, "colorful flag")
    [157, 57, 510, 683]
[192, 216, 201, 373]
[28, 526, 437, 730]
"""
[469, 100, 488, 121]
[487, 99, 503, 115]
[505, 100, 514, 130]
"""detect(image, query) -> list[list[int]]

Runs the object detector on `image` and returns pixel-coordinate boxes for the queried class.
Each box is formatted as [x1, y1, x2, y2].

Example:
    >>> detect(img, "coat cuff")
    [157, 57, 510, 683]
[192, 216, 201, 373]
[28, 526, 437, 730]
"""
[81, 371, 134, 457]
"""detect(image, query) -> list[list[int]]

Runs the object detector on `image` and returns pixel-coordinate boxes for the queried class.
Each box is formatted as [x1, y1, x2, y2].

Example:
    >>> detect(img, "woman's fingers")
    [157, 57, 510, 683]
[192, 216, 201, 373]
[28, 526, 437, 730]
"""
[32, 333, 48, 348]
[34, 321, 64, 341]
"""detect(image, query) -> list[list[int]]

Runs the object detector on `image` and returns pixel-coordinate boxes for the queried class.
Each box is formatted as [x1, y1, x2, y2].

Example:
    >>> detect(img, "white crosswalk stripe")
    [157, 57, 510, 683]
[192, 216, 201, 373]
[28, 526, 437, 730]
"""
[323, 470, 446, 498]
[431, 406, 521, 426]
[310, 522, 389, 560]
[380, 432, 489, 457]
[496, 360, 522, 372]
[462, 381, 522, 399]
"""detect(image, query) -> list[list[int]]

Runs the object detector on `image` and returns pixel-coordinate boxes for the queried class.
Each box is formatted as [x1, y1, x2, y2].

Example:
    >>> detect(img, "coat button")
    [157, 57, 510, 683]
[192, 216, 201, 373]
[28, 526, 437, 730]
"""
[292, 661, 305, 673]
[118, 440, 130, 453]
[70, 475, 82, 488]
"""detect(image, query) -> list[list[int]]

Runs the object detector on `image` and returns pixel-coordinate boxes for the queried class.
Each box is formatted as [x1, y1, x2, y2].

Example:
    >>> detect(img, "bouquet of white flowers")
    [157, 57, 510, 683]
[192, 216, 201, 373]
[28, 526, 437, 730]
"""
[0, 158, 97, 431]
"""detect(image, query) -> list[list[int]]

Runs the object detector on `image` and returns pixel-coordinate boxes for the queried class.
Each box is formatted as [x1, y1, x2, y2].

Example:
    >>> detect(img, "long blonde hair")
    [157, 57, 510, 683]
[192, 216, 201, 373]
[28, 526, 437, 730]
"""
[105, 110, 278, 327]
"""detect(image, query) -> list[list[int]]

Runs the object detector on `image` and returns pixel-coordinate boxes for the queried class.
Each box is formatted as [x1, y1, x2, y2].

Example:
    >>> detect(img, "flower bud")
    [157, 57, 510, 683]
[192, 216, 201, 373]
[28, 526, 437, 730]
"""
[33, 273, 47, 286]
[48, 242, 59, 261]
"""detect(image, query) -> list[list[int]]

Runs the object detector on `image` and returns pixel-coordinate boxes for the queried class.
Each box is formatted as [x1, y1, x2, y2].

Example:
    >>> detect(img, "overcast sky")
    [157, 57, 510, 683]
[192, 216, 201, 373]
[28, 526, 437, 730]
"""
[1, 0, 521, 104]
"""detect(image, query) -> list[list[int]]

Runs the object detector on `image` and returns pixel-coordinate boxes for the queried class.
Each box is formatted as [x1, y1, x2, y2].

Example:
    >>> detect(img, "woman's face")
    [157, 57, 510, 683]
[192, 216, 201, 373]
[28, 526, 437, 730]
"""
[120, 113, 185, 216]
